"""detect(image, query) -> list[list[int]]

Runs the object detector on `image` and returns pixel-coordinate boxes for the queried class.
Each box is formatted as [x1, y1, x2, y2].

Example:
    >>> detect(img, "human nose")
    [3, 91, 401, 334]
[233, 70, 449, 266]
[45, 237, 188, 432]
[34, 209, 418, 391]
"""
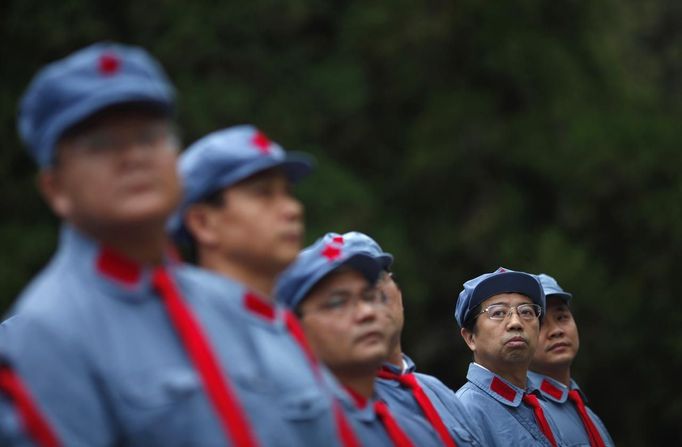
[352, 296, 379, 322]
[506, 307, 524, 330]
[281, 194, 303, 220]
[546, 320, 564, 339]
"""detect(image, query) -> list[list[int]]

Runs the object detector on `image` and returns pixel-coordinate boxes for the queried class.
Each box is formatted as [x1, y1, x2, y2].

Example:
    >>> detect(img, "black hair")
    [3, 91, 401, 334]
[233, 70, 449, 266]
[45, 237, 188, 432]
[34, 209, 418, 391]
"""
[462, 304, 482, 333]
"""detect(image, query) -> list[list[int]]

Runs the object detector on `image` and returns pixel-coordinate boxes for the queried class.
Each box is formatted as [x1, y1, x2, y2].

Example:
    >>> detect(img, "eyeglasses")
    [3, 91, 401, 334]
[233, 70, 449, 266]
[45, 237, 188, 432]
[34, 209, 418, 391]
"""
[64, 123, 179, 159]
[306, 287, 387, 317]
[477, 303, 542, 321]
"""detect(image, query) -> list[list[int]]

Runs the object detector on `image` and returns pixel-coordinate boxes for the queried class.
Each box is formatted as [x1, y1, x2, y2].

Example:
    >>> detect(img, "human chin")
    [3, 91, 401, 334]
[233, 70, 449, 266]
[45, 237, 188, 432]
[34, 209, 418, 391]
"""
[110, 191, 178, 225]
[354, 335, 389, 364]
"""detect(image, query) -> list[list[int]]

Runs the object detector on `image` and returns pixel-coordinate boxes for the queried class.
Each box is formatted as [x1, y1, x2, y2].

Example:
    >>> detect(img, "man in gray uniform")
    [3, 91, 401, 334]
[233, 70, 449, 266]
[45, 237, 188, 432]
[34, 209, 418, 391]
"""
[2, 42, 274, 446]
[528, 274, 614, 446]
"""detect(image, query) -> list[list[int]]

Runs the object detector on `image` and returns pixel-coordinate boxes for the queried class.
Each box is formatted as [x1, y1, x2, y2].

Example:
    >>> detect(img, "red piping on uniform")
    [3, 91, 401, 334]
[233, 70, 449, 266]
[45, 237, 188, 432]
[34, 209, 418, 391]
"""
[0, 365, 61, 447]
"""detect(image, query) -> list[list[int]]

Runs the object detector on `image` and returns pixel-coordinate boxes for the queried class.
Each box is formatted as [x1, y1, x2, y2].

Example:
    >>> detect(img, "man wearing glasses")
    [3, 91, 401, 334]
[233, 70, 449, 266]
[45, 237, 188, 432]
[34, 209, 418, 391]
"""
[454, 267, 563, 446]
[528, 274, 614, 446]
[340, 231, 483, 446]
[276, 232, 445, 446]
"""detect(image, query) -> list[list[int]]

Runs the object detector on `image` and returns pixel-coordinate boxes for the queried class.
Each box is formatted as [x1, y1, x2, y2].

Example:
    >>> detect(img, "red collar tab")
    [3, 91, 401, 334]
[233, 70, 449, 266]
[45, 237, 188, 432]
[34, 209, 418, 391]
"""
[540, 379, 564, 400]
[344, 386, 369, 409]
[244, 292, 276, 321]
[96, 247, 141, 285]
[490, 376, 517, 402]
[98, 53, 120, 76]
[251, 131, 272, 154]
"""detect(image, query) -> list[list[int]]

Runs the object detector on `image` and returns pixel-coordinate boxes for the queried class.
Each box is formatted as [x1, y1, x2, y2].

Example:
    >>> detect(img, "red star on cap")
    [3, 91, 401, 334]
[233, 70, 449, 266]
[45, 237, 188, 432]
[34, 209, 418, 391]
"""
[251, 131, 271, 154]
[98, 53, 120, 76]
[322, 244, 342, 261]
[332, 235, 344, 244]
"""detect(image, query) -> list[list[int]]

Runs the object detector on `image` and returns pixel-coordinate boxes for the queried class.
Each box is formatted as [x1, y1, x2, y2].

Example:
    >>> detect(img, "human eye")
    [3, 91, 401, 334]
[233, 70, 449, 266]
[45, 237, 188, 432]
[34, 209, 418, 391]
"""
[518, 305, 536, 319]
[138, 126, 165, 145]
[362, 289, 384, 305]
[245, 179, 275, 197]
[488, 305, 508, 319]
[76, 131, 117, 154]
[556, 311, 572, 322]
[321, 293, 350, 311]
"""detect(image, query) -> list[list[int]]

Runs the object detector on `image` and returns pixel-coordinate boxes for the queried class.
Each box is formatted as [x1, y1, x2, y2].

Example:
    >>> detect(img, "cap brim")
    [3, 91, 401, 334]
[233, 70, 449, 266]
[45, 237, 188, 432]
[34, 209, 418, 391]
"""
[40, 86, 174, 166]
[376, 253, 394, 270]
[546, 291, 572, 303]
[291, 252, 382, 310]
[169, 152, 314, 244]
[472, 272, 544, 309]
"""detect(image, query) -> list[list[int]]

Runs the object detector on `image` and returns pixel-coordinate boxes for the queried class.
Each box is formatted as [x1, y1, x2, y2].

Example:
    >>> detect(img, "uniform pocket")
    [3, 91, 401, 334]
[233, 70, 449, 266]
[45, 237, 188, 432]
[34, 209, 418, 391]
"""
[278, 388, 327, 421]
[114, 366, 201, 409]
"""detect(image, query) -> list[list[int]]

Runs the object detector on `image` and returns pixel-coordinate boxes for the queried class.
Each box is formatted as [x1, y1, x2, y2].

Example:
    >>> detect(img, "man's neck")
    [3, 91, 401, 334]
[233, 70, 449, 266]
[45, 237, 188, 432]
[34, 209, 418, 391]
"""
[476, 361, 529, 389]
[386, 346, 404, 369]
[335, 371, 376, 400]
[81, 221, 169, 265]
[200, 254, 276, 300]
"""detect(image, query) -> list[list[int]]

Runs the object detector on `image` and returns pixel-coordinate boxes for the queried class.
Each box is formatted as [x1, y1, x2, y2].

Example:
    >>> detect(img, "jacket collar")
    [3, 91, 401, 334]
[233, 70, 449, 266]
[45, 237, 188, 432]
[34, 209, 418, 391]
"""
[60, 224, 180, 301]
[466, 362, 529, 407]
[381, 353, 416, 376]
[330, 380, 380, 423]
[527, 371, 588, 404]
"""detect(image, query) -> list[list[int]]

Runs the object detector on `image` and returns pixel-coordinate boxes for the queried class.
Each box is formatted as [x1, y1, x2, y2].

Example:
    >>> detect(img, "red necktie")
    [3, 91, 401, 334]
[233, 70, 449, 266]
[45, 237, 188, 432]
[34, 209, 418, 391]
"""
[373, 400, 416, 447]
[377, 369, 457, 447]
[0, 364, 61, 447]
[283, 310, 361, 447]
[523, 393, 558, 447]
[568, 390, 606, 447]
[152, 267, 259, 447]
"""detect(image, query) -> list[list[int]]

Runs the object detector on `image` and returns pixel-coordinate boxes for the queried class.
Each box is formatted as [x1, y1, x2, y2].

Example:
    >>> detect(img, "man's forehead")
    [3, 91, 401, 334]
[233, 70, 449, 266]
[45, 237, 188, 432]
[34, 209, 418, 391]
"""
[481, 292, 533, 306]
[309, 267, 368, 294]
[62, 103, 169, 138]
[233, 166, 290, 187]
[546, 296, 571, 311]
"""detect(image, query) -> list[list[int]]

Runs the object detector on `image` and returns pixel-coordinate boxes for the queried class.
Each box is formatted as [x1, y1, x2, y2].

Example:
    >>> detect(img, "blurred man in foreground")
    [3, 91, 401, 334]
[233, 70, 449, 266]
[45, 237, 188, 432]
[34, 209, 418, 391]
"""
[169, 127, 359, 446]
[1, 42, 269, 446]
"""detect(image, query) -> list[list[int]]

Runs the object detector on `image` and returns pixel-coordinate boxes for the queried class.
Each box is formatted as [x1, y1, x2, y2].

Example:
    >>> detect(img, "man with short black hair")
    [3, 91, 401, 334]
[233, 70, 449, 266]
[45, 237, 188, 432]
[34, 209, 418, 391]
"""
[455, 267, 563, 446]
[169, 127, 359, 446]
[341, 231, 483, 446]
[2, 42, 269, 446]
[528, 274, 614, 446]
[276, 232, 446, 446]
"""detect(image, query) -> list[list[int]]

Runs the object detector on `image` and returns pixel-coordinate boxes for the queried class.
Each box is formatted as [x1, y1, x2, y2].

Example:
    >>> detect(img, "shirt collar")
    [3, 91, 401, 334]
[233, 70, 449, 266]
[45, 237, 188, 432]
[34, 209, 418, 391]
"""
[330, 381, 379, 422]
[241, 291, 287, 329]
[527, 371, 569, 403]
[381, 353, 416, 376]
[466, 362, 527, 407]
[527, 371, 589, 404]
[60, 225, 180, 301]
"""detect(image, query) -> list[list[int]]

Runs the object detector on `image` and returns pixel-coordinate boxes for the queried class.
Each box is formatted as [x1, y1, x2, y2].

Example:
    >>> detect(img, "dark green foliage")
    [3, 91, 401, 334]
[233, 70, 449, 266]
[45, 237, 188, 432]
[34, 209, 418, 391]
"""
[1, 1, 681, 444]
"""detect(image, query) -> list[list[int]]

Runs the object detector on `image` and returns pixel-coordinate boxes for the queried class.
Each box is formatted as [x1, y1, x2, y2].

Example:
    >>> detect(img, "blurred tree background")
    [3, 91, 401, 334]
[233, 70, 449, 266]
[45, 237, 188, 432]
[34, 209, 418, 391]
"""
[1, 0, 681, 444]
